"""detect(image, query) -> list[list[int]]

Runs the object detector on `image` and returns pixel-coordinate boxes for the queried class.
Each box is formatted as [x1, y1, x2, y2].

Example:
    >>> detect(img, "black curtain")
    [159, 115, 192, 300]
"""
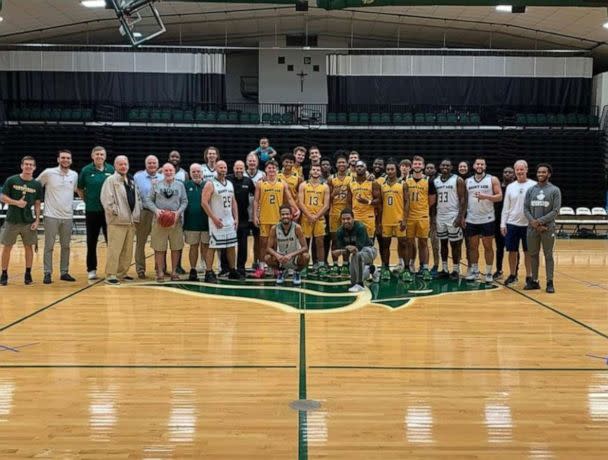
[328, 76, 591, 111]
[0, 71, 225, 106]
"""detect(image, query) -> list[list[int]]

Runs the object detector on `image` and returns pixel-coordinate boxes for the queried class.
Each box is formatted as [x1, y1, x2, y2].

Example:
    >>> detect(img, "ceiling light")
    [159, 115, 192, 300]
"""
[81, 0, 106, 7]
[496, 5, 513, 13]
[0, 17, 3, 23]
[603, 22, 608, 29]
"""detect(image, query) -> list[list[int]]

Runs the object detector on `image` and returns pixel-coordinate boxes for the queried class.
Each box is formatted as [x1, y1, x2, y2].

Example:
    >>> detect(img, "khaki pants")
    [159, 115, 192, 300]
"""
[135, 208, 154, 275]
[106, 224, 135, 278]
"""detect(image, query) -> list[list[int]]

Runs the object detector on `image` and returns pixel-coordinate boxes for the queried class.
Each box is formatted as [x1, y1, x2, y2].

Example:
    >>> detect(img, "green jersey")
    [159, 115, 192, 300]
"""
[183, 180, 208, 231]
[2, 174, 43, 224]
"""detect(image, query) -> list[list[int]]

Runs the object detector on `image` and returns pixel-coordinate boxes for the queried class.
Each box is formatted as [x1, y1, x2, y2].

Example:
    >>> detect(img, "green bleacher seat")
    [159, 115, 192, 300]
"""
[172, 110, 184, 123]
[228, 111, 239, 123]
[370, 113, 381, 124]
[127, 108, 139, 122]
[205, 111, 217, 122]
[576, 113, 590, 125]
[337, 113, 347, 124]
[271, 113, 282, 124]
[536, 113, 548, 125]
[9, 108, 21, 119]
[414, 113, 425, 124]
[556, 113, 567, 125]
[436, 113, 448, 124]
[460, 113, 471, 124]
[183, 110, 194, 122]
[281, 112, 294, 124]
[424, 113, 436, 124]
[446, 113, 458, 124]
[195, 110, 205, 122]
[348, 113, 359, 124]
[61, 108, 72, 120]
[249, 113, 260, 124]
[589, 115, 599, 126]
[525, 114, 538, 125]
[218, 111, 229, 123]
[82, 108, 94, 121]
[326, 113, 337, 124]
[239, 112, 250, 124]
[159, 109, 171, 122]
[380, 113, 391, 124]
[469, 113, 481, 124]
[546, 113, 557, 125]
[39, 108, 51, 121]
[29, 107, 41, 120]
[150, 109, 161, 122]
[49, 109, 62, 121]
[358, 113, 369, 124]
[261, 112, 272, 124]
[71, 108, 84, 121]
[403, 113, 413, 124]
[393, 113, 403, 124]
[516, 113, 527, 125]
[566, 113, 578, 125]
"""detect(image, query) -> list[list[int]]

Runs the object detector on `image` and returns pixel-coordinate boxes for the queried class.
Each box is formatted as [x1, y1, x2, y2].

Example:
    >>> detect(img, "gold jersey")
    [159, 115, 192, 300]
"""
[381, 179, 405, 226]
[302, 181, 328, 215]
[329, 174, 352, 215]
[349, 179, 375, 219]
[293, 164, 304, 178]
[405, 176, 430, 219]
[278, 172, 299, 200]
[259, 178, 284, 224]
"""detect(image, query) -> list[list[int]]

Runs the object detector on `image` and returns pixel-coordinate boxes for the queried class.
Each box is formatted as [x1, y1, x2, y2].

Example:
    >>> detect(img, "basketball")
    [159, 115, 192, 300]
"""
[157, 210, 176, 228]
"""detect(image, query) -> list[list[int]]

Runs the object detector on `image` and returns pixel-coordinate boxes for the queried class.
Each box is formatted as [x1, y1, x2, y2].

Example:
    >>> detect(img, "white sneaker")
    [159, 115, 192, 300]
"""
[348, 284, 365, 293]
[88, 270, 97, 280]
[484, 273, 494, 283]
[372, 269, 380, 283]
[465, 268, 477, 281]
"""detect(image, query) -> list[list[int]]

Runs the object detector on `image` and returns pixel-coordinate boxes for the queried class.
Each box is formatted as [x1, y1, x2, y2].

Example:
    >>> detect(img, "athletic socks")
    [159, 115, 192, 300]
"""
[422, 264, 428, 270]
[442, 262, 449, 272]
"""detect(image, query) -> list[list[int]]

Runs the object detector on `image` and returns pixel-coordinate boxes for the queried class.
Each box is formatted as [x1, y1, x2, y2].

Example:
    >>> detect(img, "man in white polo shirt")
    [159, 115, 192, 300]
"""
[500, 159, 536, 287]
[37, 149, 79, 284]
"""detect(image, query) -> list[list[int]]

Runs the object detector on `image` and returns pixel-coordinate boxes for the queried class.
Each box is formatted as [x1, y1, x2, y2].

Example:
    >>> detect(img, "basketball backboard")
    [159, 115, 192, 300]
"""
[109, 0, 166, 46]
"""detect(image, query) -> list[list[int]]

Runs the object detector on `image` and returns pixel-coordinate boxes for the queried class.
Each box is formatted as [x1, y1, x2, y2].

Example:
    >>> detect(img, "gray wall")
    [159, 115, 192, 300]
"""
[226, 51, 258, 104]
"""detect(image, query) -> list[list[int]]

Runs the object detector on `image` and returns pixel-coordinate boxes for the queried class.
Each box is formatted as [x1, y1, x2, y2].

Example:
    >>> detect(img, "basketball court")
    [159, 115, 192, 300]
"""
[0, 239, 606, 458]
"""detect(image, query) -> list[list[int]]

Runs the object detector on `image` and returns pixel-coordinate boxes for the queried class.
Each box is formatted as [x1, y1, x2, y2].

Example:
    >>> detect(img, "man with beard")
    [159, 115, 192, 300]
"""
[404, 155, 436, 281]
[245, 152, 265, 270]
[349, 160, 381, 240]
[523, 164, 561, 293]
[494, 166, 515, 279]
[183, 163, 208, 281]
[464, 158, 503, 283]
[298, 164, 330, 276]
[433, 159, 467, 279]
[265, 205, 309, 285]
[372, 157, 386, 185]
[227, 160, 256, 277]
[378, 159, 409, 281]
[169, 150, 189, 182]
[201, 160, 241, 283]
[202, 146, 220, 181]
[348, 151, 360, 176]
[425, 162, 440, 275]
[328, 152, 352, 276]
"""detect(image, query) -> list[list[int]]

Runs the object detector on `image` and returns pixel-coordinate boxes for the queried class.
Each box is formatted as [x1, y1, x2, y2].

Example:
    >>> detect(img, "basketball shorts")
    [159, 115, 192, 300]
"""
[259, 224, 274, 238]
[282, 255, 303, 271]
[209, 222, 238, 249]
[329, 213, 344, 233]
[406, 218, 429, 239]
[381, 224, 406, 238]
[505, 224, 528, 251]
[465, 221, 495, 238]
[301, 216, 326, 238]
[437, 216, 463, 242]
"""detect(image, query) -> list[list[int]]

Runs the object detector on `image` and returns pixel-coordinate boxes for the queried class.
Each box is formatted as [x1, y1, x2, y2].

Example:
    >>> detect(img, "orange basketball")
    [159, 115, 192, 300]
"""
[157, 210, 176, 228]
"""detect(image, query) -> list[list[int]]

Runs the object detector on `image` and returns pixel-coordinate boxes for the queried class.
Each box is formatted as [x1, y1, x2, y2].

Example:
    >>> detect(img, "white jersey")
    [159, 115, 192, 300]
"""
[275, 222, 301, 255]
[434, 174, 460, 220]
[202, 164, 218, 182]
[466, 174, 495, 224]
[175, 168, 187, 182]
[208, 178, 237, 248]
[246, 169, 265, 221]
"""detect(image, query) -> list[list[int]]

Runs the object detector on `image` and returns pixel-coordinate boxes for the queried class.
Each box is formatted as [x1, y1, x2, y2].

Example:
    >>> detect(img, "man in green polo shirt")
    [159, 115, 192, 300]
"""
[183, 163, 209, 281]
[77, 146, 114, 280]
[1, 156, 42, 286]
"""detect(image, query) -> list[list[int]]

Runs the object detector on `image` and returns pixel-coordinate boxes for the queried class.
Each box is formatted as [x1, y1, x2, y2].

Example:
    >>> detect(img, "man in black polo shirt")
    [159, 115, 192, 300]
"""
[226, 160, 255, 277]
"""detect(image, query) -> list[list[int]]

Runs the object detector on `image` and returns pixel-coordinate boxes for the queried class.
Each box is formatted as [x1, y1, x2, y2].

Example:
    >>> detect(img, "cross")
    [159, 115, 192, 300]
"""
[297, 70, 308, 92]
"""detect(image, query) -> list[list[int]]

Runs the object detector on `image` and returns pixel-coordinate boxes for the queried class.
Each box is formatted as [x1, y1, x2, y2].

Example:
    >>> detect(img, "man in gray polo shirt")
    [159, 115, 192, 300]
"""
[37, 149, 79, 284]
[523, 163, 562, 293]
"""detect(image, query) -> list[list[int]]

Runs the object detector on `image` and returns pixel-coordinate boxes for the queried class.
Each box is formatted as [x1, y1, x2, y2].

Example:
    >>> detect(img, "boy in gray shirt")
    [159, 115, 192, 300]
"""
[523, 163, 562, 293]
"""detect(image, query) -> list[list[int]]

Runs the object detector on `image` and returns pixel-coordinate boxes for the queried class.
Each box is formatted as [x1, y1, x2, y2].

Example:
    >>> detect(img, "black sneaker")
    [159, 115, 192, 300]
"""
[24, 272, 33, 285]
[504, 275, 518, 286]
[60, 273, 76, 282]
[493, 270, 503, 280]
[449, 271, 460, 280]
[188, 269, 199, 281]
[204, 271, 218, 284]
[122, 275, 134, 281]
[0, 272, 7, 286]
[218, 270, 230, 279]
[237, 268, 247, 278]
[523, 279, 541, 290]
[546, 281, 555, 293]
[43, 273, 52, 284]
[437, 271, 450, 280]
[228, 270, 242, 280]
[175, 266, 186, 275]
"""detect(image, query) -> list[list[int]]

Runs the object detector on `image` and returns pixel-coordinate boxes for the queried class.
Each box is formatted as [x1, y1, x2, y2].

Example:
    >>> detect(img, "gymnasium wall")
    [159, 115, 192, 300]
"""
[0, 125, 603, 209]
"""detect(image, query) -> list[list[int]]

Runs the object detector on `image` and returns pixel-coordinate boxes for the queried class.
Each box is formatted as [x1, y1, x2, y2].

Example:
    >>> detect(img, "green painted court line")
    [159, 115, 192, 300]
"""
[310, 365, 608, 371]
[298, 313, 308, 460]
[0, 364, 296, 369]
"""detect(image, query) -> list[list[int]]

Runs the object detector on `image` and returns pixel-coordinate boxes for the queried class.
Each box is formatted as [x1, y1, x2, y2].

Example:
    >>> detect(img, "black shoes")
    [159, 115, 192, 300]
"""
[0, 272, 7, 286]
[60, 273, 76, 282]
[228, 270, 242, 280]
[188, 269, 199, 281]
[504, 275, 518, 286]
[493, 270, 503, 280]
[204, 271, 218, 284]
[43, 273, 52, 284]
[24, 271, 33, 285]
[546, 281, 555, 293]
[523, 279, 541, 290]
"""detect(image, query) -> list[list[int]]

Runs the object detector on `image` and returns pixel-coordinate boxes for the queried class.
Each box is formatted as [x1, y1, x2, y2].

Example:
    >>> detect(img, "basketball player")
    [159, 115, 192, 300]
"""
[293, 146, 307, 178]
[278, 153, 302, 202]
[372, 158, 386, 184]
[379, 159, 409, 281]
[349, 160, 381, 240]
[169, 150, 188, 182]
[348, 151, 360, 176]
[253, 160, 300, 278]
[201, 160, 240, 283]
[298, 164, 330, 275]
[202, 146, 220, 181]
[328, 153, 352, 276]
[320, 158, 332, 184]
[309, 146, 322, 167]
[404, 155, 436, 281]
[266, 205, 310, 285]
[400, 159, 412, 180]
[433, 159, 467, 279]
[458, 161, 470, 180]
[465, 158, 503, 283]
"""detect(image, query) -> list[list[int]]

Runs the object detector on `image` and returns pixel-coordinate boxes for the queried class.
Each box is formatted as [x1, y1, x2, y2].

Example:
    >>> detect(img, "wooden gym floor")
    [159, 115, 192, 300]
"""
[0, 237, 606, 459]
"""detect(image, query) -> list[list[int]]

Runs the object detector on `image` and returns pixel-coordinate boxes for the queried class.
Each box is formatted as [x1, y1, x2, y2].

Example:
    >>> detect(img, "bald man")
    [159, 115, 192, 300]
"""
[100, 155, 142, 285]
[134, 155, 162, 278]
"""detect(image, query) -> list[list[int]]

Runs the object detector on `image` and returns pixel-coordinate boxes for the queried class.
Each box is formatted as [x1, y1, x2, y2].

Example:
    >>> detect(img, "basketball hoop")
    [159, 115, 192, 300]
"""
[109, 0, 166, 46]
